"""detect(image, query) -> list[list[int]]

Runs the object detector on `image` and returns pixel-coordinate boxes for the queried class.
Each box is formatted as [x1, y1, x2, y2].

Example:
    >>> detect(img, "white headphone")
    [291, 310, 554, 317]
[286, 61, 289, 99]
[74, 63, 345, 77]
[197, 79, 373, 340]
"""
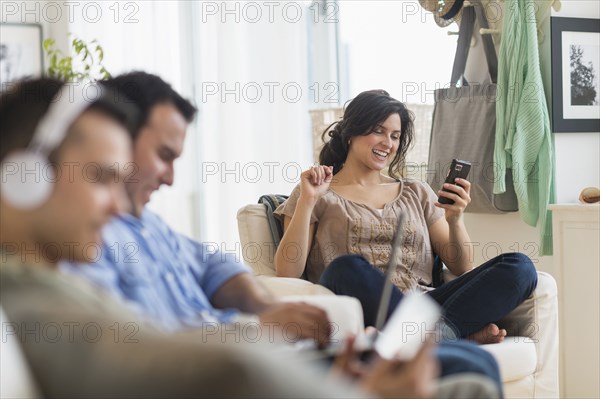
[1, 83, 104, 210]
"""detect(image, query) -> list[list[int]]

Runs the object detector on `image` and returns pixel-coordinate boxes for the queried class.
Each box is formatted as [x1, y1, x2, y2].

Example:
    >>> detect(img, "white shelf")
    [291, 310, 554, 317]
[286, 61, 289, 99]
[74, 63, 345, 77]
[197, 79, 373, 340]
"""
[550, 204, 600, 398]
[549, 203, 600, 211]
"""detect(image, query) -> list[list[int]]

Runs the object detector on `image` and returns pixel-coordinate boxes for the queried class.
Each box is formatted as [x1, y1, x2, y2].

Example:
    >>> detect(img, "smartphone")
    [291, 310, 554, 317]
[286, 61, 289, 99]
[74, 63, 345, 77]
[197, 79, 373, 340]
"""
[438, 159, 472, 205]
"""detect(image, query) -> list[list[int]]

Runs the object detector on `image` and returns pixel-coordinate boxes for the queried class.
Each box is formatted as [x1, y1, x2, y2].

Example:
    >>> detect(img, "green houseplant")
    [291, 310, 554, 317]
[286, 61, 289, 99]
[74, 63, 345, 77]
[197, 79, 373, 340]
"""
[43, 35, 111, 82]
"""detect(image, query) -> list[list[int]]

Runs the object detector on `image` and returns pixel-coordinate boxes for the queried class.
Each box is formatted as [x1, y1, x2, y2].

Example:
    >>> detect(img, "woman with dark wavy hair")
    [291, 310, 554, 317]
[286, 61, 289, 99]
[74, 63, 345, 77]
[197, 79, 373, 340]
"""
[274, 89, 537, 345]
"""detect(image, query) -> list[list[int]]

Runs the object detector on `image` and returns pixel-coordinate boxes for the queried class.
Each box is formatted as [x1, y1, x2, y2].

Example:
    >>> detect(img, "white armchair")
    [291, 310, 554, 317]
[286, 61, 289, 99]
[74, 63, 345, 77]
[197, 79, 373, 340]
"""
[238, 203, 559, 399]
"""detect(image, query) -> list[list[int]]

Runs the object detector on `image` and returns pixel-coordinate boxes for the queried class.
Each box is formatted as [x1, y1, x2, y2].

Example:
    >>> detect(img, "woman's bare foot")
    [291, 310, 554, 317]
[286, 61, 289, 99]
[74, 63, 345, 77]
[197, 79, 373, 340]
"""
[468, 323, 507, 344]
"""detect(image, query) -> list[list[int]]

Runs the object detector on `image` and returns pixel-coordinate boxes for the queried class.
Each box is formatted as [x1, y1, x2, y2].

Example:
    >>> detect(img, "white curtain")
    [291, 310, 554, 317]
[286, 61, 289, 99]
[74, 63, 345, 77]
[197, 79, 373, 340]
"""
[192, 1, 316, 247]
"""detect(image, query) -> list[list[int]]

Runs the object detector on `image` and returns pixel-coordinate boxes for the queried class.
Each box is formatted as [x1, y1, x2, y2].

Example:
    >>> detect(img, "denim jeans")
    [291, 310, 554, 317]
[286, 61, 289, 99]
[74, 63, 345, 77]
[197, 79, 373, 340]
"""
[319, 253, 536, 397]
[436, 340, 503, 397]
[319, 252, 538, 339]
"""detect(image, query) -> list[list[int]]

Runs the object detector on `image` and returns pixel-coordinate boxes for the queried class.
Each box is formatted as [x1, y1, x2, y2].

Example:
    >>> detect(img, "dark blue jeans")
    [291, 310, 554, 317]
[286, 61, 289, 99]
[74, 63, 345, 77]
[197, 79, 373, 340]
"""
[319, 253, 536, 397]
[436, 340, 503, 397]
[319, 252, 538, 338]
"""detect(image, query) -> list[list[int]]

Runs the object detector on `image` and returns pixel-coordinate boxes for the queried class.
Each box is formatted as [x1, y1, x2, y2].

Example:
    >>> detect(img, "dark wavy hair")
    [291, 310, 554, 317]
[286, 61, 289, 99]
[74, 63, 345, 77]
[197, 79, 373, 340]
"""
[318, 89, 414, 179]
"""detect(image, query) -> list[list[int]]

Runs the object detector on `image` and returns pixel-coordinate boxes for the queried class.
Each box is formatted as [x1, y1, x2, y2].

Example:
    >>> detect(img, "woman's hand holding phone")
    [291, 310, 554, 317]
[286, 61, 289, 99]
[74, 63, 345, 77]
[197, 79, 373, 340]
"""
[435, 159, 472, 224]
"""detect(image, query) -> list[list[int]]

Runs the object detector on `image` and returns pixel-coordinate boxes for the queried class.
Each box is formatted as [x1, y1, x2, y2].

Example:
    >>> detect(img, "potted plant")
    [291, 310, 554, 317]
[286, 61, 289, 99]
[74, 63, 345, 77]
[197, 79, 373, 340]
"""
[43, 35, 110, 82]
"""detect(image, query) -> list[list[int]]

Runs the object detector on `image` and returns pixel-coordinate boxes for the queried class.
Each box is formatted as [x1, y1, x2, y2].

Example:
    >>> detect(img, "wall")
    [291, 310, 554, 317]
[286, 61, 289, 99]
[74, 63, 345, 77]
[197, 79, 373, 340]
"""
[1, 1, 69, 58]
[551, 1, 600, 203]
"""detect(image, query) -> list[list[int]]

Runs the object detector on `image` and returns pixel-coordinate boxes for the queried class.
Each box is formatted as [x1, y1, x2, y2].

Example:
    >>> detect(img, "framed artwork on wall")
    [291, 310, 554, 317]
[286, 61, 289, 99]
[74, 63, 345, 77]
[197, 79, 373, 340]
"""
[0, 23, 43, 90]
[551, 17, 600, 133]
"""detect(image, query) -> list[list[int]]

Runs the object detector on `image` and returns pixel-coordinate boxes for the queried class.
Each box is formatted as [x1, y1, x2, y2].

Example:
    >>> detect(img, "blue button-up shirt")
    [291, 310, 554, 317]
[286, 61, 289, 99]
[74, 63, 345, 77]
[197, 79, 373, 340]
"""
[61, 210, 250, 331]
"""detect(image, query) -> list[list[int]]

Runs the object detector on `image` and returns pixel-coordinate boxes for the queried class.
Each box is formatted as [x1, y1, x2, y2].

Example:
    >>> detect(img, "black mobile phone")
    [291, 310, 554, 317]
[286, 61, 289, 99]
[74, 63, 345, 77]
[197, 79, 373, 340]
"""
[438, 159, 471, 205]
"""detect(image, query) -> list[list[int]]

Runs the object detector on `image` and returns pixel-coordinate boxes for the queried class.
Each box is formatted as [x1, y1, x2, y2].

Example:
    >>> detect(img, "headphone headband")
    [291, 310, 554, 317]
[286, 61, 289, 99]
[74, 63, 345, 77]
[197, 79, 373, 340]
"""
[29, 83, 105, 156]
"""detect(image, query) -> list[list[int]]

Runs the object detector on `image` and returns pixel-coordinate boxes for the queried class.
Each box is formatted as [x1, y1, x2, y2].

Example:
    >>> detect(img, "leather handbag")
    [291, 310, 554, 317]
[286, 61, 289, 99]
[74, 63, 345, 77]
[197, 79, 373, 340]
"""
[427, 5, 518, 213]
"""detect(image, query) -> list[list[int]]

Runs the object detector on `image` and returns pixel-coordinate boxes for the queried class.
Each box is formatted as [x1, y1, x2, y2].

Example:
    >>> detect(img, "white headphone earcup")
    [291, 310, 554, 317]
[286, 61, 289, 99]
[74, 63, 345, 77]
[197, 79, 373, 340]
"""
[1, 151, 55, 210]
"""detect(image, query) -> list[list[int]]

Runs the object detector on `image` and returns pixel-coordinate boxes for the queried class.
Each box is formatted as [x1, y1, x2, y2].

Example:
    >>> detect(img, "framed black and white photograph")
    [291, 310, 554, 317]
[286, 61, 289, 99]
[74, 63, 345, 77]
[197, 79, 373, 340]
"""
[0, 23, 43, 90]
[551, 17, 600, 133]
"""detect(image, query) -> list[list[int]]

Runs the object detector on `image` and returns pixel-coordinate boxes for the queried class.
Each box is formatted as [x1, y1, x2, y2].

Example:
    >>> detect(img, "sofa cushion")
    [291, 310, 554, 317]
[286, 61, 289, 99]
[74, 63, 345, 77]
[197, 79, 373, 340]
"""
[481, 337, 537, 382]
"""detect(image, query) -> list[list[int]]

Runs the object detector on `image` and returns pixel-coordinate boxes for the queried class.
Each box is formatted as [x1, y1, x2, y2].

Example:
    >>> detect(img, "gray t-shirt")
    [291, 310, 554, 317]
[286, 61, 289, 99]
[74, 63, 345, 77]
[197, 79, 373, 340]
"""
[275, 178, 444, 292]
[0, 259, 361, 398]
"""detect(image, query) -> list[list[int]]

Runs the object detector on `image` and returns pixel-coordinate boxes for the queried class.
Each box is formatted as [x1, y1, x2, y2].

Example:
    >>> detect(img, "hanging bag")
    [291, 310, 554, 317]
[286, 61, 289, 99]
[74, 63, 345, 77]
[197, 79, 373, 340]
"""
[427, 5, 518, 213]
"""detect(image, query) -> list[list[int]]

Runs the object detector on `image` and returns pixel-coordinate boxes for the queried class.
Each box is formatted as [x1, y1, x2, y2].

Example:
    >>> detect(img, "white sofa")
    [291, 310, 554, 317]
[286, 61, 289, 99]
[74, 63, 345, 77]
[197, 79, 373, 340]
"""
[238, 203, 560, 399]
[0, 307, 42, 398]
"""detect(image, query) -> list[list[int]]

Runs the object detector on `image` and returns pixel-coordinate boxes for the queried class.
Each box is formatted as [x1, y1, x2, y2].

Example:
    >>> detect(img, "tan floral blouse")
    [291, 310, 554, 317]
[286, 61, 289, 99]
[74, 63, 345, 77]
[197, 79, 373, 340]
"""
[274, 179, 444, 292]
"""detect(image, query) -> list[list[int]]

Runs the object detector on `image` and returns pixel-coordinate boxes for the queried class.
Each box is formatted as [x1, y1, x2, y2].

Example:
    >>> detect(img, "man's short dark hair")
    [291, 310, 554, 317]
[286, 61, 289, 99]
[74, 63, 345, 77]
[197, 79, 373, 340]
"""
[103, 72, 197, 138]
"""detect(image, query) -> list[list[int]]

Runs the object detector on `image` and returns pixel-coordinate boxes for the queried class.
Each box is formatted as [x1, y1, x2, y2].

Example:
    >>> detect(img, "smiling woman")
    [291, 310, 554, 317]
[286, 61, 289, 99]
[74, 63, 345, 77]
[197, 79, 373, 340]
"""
[274, 89, 537, 348]
[274, 90, 419, 282]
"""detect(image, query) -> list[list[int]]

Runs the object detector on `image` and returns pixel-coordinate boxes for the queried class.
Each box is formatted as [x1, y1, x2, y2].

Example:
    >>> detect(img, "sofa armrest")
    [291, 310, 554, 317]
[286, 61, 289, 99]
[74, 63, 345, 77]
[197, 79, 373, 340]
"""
[254, 277, 364, 339]
[256, 276, 335, 297]
[498, 272, 557, 338]
[442, 270, 559, 397]
[499, 272, 559, 398]
[281, 295, 365, 340]
[237, 205, 278, 277]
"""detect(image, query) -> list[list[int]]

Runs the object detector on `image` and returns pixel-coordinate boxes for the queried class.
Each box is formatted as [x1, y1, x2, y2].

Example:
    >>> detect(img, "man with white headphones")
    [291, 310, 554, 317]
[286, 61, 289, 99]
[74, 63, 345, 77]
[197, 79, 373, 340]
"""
[0, 78, 137, 399]
[0, 79, 136, 264]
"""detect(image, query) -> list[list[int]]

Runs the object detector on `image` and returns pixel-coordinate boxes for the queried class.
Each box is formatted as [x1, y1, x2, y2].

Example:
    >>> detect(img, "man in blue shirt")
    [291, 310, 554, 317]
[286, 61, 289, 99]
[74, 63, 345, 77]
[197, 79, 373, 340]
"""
[62, 72, 332, 344]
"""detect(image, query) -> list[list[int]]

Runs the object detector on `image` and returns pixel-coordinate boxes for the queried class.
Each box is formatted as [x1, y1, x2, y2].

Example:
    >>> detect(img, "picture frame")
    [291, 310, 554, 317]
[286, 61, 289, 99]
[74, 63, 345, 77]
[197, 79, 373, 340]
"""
[551, 17, 600, 133]
[0, 23, 44, 90]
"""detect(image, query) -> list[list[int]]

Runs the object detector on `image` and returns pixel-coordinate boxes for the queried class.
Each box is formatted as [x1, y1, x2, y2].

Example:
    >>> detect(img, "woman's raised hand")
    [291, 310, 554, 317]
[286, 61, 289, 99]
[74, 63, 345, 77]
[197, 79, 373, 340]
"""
[299, 165, 334, 202]
[275, 164, 332, 278]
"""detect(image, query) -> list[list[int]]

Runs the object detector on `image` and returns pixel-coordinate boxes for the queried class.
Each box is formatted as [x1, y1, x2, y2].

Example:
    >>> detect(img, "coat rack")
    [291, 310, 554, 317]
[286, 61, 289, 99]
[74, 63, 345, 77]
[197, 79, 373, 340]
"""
[446, 0, 561, 42]
[478, 0, 561, 40]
